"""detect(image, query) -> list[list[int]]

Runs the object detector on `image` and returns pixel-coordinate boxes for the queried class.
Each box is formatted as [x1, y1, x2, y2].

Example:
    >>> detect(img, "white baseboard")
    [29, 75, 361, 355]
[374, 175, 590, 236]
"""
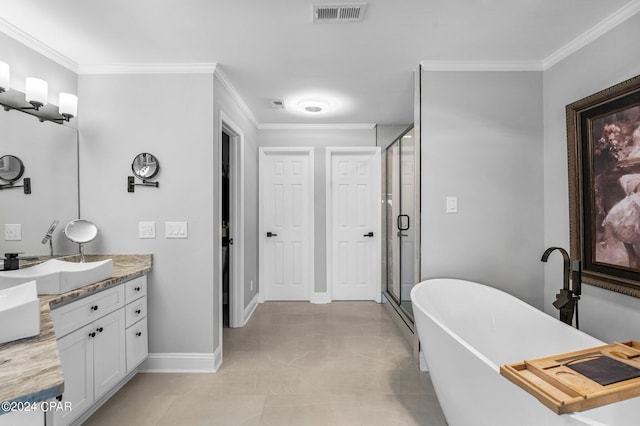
[419, 350, 428, 372]
[310, 292, 331, 304]
[139, 349, 221, 373]
[243, 293, 260, 325]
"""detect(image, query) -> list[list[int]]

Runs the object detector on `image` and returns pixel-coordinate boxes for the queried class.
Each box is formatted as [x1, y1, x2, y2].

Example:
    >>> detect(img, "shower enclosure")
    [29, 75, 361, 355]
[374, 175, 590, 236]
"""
[382, 126, 421, 321]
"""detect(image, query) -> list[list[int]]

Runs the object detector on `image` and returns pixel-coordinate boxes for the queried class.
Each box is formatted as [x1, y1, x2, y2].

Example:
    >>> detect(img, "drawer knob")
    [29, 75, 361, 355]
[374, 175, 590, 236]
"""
[96, 327, 104, 333]
[135, 309, 142, 315]
[136, 331, 142, 337]
[88, 332, 96, 338]
[91, 305, 99, 311]
[134, 286, 141, 292]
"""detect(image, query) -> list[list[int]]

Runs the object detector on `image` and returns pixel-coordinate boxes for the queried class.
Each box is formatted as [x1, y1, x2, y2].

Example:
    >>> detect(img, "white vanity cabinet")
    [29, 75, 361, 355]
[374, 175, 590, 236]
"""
[50, 275, 148, 425]
[123, 276, 148, 372]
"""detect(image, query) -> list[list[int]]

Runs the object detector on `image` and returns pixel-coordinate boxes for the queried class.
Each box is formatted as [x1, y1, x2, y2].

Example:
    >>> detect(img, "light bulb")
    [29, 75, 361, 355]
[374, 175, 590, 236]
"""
[25, 77, 48, 109]
[0, 61, 9, 92]
[59, 93, 78, 119]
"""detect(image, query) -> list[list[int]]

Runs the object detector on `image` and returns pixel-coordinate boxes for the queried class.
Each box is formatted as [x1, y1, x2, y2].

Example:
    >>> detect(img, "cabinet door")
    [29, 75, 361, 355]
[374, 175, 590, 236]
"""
[92, 309, 126, 400]
[126, 318, 148, 373]
[54, 324, 94, 425]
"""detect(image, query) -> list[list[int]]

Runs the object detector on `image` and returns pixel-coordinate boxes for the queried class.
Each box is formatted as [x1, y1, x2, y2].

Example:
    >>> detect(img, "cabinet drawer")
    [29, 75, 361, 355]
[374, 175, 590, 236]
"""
[125, 296, 147, 328]
[125, 276, 147, 304]
[52, 285, 125, 338]
[126, 317, 148, 373]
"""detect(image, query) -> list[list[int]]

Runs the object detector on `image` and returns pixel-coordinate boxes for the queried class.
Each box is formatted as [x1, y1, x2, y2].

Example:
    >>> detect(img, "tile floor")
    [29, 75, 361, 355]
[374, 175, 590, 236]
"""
[85, 301, 448, 425]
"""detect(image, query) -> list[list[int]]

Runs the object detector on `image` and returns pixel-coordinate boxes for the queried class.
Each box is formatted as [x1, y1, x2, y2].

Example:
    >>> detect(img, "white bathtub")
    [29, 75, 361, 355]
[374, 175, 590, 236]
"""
[410, 278, 640, 426]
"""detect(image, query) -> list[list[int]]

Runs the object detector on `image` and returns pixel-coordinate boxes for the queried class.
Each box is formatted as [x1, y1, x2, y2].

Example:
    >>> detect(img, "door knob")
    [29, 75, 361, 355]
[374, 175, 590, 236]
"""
[363, 232, 374, 237]
[266, 232, 278, 237]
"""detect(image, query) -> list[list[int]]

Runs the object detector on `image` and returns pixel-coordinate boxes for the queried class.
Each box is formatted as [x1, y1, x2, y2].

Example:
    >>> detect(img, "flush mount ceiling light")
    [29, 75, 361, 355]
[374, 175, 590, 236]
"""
[297, 99, 330, 114]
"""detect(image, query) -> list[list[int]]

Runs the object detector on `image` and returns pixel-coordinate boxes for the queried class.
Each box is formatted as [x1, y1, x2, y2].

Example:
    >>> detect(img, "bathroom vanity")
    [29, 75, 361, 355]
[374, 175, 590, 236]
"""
[0, 254, 151, 426]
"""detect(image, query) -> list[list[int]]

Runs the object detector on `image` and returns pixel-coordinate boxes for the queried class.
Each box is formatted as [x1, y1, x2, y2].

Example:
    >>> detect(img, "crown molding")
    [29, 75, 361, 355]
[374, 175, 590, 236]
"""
[0, 17, 78, 72]
[212, 66, 259, 127]
[78, 63, 217, 74]
[542, 0, 640, 70]
[258, 123, 376, 130]
[420, 60, 543, 72]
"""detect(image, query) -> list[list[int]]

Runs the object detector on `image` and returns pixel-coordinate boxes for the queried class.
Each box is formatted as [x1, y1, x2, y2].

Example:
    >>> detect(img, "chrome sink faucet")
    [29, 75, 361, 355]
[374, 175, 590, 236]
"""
[41, 219, 59, 257]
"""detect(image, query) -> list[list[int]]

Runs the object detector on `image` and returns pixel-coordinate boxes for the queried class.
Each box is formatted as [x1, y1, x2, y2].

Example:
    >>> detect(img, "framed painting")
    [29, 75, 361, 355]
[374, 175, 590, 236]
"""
[567, 74, 640, 297]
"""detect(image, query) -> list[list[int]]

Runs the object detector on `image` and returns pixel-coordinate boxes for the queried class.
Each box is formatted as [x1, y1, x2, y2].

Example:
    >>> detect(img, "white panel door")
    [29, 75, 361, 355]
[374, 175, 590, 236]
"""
[259, 148, 314, 301]
[328, 148, 381, 301]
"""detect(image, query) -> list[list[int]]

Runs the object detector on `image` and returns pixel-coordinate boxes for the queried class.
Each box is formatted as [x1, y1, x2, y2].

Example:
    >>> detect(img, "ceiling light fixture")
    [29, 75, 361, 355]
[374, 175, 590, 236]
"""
[298, 99, 330, 114]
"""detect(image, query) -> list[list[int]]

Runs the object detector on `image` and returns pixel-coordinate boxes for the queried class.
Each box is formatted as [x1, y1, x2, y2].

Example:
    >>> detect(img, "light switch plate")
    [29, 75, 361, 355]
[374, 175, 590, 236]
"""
[4, 224, 22, 241]
[446, 196, 458, 213]
[139, 222, 156, 239]
[165, 221, 188, 239]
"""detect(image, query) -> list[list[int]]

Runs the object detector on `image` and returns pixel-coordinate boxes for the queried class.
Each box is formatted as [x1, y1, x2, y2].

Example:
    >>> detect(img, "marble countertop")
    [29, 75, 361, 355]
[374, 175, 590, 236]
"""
[0, 254, 152, 413]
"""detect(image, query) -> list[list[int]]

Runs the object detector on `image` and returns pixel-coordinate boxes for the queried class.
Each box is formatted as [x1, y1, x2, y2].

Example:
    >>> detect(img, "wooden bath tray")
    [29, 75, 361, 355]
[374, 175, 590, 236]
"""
[500, 341, 640, 414]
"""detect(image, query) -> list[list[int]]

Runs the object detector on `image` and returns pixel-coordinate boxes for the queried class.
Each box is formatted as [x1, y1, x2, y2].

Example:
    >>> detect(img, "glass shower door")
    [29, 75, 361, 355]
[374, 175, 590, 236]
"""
[385, 127, 419, 319]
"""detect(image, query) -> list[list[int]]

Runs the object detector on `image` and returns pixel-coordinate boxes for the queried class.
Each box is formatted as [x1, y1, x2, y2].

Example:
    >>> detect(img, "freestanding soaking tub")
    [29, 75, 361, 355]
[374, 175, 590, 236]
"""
[411, 278, 640, 426]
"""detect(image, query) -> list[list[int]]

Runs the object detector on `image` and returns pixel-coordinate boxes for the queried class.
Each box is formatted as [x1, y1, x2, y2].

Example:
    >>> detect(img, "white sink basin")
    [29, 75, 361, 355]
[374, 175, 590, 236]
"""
[0, 280, 40, 344]
[0, 259, 113, 295]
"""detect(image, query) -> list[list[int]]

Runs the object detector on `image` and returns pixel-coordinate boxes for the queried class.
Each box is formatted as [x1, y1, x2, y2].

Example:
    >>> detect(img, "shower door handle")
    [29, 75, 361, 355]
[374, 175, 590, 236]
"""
[397, 214, 410, 231]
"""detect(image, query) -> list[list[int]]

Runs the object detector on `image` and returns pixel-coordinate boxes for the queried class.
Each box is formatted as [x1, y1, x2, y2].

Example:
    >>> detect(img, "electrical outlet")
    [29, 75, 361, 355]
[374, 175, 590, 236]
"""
[139, 222, 156, 239]
[4, 224, 22, 241]
[165, 221, 188, 239]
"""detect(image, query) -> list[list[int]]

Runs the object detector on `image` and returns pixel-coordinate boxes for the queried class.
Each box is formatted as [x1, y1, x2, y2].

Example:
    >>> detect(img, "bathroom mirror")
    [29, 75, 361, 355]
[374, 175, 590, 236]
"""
[0, 111, 78, 256]
[64, 219, 98, 244]
[0, 155, 25, 182]
[132, 153, 159, 180]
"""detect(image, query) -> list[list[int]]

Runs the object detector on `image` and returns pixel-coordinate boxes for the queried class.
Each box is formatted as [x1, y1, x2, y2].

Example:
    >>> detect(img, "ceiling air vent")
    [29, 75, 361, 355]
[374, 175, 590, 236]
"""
[271, 100, 286, 110]
[313, 3, 367, 23]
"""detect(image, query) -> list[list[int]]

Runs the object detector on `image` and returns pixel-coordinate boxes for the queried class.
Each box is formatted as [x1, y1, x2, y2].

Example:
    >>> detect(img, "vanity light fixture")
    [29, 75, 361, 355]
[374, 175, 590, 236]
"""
[0, 62, 9, 93]
[25, 77, 48, 110]
[0, 60, 79, 125]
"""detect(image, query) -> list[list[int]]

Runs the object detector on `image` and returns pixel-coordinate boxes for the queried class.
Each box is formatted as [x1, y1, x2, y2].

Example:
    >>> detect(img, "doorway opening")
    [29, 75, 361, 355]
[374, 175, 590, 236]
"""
[218, 111, 245, 335]
[222, 130, 231, 328]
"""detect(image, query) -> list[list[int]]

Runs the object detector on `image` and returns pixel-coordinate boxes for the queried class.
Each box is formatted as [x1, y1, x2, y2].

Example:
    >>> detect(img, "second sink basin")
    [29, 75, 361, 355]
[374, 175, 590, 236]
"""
[0, 259, 113, 294]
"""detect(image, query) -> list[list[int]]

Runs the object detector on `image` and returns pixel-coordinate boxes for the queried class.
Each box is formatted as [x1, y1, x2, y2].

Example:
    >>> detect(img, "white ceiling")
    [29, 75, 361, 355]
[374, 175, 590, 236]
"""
[0, 0, 638, 126]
